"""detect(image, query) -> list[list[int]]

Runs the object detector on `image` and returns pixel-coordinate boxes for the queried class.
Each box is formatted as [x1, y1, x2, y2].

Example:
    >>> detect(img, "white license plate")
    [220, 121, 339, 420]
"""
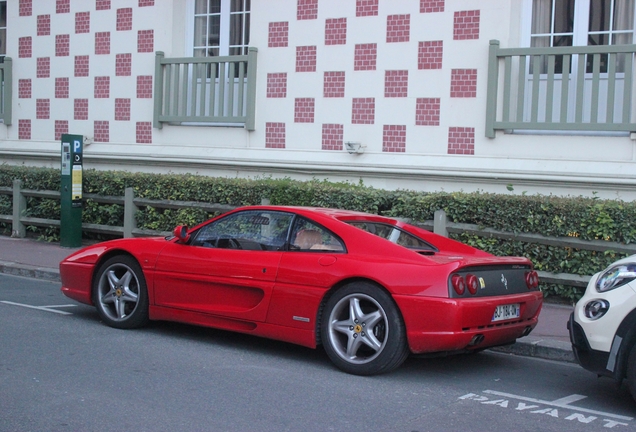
[492, 304, 520, 322]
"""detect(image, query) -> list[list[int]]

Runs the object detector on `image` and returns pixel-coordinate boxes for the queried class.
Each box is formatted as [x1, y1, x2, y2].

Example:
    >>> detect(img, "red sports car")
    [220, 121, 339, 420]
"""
[60, 206, 542, 375]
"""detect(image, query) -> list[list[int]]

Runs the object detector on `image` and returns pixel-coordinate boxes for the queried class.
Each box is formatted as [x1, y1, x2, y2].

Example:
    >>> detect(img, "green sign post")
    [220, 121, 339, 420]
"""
[60, 134, 83, 248]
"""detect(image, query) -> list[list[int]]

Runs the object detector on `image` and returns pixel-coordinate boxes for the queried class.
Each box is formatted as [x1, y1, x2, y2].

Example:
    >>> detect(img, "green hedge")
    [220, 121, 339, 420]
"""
[2, 164, 635, 302]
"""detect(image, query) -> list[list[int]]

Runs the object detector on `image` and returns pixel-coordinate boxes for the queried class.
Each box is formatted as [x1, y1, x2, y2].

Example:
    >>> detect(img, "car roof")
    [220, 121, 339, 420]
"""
[235, 205, 393, 222]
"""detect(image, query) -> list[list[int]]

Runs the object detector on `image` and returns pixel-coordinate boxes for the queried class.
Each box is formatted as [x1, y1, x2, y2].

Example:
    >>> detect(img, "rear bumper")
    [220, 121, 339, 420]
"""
[394, 291, 542, 354]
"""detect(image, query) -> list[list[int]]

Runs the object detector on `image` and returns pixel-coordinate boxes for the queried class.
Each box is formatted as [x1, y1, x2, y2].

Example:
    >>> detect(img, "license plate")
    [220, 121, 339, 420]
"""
[492, 304, 520, 322]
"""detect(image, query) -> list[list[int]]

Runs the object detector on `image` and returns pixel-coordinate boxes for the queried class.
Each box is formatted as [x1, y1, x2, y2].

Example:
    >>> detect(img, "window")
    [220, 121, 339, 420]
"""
[0, 1, 6, 60]
[193, 0, 250, 58]
[191, 211, 292, 251]
[528, 0, 635, 72]
[346, 221, 436, 251]
[289, 218, 345, 252]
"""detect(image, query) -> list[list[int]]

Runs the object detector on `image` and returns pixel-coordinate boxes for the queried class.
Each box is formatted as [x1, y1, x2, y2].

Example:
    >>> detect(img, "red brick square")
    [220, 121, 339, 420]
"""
[96, 0, 111, 11]
[266, 122, 286, 148]
[74, 99, 88, 120]
[19, 79, 32, 98]
[36, 99, 50, 119]
[294, 98, 315, 123]
[37, 15, 50, 36]
[351, 97, 375, 124]
[95, 31, 110, 55]
[384, 70, 408, 98]
[137, 76, 153, 98]
[139, 0, 155, 6]
[115, 98, 131, 121]
[94, 121, 110, 142]
[354, 43, 377, 71]
[383, 125, 406, 152]
[138, 30, 154, 53]
[322, 124, 343, 150]
[117, 8, 133, 31]
[356, 0, 378, 17]
[415, 98, 440, 126]
[420, 0, 444, 13]
[75, 55, 89, 77]
[19, 0, 32, 17]
[56, 0, 70, 14]
[55, 120, 69, 140]
[116, 53, 132, 76]
[76, 12, 90, 34]
[418, 41, 443, 70]
[56, 34, 70, 57]
[387, 14, 409, 43]
[37, 58, 50, 78]
[94, 76, 110, 98]
[267, 73, 287, 98]
[268, 22, 288, 48]
[325, 18, 346, 45]
[136, 122, 152, 143]
[450, 69, 477, 98]
[18, 120, 31, 140]
[19, 37, 32, 58]
[297, 0, 318, 20]
[448, 127, 475, 155]
[454, 10, 480, 40]
[296, 46, 317, 72]
[55, 77, 69, 98]
[323, 71, 345, 98]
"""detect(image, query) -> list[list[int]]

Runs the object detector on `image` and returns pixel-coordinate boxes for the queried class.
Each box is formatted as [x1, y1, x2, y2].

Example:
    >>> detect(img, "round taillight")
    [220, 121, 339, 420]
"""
[525, 271, 539, 289]
[451, 274, 465, 295]
[466, 274, 479, 295]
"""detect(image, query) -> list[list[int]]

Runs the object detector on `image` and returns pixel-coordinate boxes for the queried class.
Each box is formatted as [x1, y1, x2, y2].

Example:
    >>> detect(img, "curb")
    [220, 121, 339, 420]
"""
[490, 336, 575, 363]
[0, 260, 60, 282]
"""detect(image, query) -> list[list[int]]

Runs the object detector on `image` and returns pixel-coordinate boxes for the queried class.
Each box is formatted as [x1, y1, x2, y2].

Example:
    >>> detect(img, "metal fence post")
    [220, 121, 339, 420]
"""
[12, 179, 26, 238]
[123, 187, 138, 238]
[433, 209, 448, 238]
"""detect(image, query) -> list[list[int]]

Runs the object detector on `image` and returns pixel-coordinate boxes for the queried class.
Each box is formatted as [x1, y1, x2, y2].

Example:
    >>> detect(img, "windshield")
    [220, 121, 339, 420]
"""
[346, 221, 436, 251]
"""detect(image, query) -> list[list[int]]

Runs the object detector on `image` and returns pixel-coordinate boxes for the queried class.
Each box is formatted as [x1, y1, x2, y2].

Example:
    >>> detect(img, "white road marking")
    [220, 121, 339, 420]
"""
[483, 390, 633, 421]
[0, 301, 77, 315]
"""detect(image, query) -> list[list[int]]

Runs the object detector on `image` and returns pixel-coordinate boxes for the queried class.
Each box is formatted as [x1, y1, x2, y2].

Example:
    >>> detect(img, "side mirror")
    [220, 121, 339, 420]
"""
[173, 225, 190, 244]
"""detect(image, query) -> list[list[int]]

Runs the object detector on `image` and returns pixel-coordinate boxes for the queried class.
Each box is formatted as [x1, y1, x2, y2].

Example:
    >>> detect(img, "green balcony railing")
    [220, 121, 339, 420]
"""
[153, 48, 257, 131]
[486, 40, 636, 138]
[0, 57, 12, 126]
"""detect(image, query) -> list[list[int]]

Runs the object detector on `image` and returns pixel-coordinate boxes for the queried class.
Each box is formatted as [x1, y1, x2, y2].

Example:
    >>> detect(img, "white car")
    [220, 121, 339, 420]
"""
[569, 255, 636, 400]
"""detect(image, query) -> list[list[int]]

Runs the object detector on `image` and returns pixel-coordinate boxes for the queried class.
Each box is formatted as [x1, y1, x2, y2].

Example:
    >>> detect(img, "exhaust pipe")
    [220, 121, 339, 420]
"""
[468, 334, 485, 346]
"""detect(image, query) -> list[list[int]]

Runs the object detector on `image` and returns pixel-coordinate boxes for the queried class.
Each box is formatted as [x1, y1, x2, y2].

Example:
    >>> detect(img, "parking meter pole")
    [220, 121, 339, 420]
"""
[60, 134, 83, 248]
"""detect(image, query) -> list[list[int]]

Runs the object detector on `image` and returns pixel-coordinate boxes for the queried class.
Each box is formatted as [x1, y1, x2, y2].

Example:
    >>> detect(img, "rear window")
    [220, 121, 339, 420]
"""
[346, 221, 436, 251]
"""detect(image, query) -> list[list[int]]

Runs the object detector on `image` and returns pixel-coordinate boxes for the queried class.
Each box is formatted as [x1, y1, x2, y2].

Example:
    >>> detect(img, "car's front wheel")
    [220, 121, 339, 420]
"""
[627, 344, 636, 402]
[321, 282, 409, 375]
[93, 255, 149, 329]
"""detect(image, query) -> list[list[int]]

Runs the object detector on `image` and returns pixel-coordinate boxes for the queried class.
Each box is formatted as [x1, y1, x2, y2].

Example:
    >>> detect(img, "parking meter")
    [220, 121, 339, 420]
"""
[60, 134, 83, 247]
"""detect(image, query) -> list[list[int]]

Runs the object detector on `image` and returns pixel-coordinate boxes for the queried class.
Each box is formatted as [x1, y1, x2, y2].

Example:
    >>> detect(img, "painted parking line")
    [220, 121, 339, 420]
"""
[460, 390, 633, 429]
[0, 301, 77, 315]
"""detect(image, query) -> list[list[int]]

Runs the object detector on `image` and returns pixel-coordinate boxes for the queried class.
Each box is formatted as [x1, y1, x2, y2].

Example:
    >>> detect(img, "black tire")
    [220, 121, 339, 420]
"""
[627, 344, 636, 402]
[93, 255, 149, 329]
[321, 282, 409, 375]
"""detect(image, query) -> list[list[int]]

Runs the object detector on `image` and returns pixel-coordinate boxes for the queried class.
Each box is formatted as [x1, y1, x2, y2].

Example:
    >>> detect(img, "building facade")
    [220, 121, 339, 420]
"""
[0, 0, 635, 199]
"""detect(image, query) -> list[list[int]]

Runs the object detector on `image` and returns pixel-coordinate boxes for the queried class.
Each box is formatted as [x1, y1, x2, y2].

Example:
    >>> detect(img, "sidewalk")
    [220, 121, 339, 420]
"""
[0, 235, 575, 363]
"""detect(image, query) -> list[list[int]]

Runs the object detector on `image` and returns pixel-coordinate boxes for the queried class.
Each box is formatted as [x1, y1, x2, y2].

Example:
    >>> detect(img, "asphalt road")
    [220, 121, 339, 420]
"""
[1, 274, 635, 432]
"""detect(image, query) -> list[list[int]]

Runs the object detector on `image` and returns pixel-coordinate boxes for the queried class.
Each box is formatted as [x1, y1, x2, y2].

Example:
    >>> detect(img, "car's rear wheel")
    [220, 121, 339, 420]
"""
[321, 282, 409, 375]
[627, 343, 636, 402]
[93, 255, 149, 329]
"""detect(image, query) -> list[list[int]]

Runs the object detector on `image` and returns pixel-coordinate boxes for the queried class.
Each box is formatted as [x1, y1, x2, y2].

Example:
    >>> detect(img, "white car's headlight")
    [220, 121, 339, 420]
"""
[596, 263, 636, 292]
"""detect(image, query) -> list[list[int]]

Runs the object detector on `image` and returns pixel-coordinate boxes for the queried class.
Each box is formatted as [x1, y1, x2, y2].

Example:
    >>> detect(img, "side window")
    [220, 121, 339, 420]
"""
[191, 211, 292, 251]
[193, 0, 250, 58]
[346, 221, 436, 251]
[289, 218, 345, 252]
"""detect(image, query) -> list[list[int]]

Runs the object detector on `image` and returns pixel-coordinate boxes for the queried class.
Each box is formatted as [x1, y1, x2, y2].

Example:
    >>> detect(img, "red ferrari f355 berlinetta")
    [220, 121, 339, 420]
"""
[60, 206, 542, 375]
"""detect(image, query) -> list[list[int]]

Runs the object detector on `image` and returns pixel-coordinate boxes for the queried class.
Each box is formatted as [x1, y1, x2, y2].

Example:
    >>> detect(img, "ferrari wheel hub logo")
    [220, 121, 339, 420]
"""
[354, 324, 362, 333]
[115, 288, 123, 297]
